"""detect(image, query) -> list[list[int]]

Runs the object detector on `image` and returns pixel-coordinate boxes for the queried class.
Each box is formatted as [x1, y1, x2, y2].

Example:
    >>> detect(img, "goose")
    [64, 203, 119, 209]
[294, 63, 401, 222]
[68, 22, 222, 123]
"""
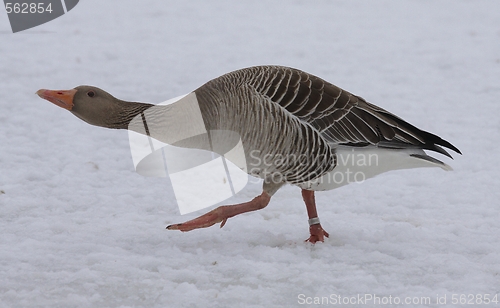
[37, 65, 461, 243]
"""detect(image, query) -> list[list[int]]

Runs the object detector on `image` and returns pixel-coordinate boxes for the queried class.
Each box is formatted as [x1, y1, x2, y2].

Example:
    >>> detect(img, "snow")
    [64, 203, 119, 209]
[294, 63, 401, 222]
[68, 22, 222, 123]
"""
[1, 0, 499, 307]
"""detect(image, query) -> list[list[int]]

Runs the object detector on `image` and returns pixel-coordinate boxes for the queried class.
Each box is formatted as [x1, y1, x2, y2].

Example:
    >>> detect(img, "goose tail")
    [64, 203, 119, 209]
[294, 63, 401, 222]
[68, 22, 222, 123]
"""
[410, 153, 453, 171]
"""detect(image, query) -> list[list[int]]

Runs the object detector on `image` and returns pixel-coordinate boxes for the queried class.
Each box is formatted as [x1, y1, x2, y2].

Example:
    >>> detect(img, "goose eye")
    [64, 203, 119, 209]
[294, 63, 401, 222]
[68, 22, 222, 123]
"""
[87, 90, 95, 98]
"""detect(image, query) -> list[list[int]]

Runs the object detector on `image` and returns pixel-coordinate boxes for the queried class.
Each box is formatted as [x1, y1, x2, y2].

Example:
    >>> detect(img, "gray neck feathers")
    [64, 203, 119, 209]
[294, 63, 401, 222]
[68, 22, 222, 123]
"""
[105, 100, 155, 130]
[127, 93, 216, 152]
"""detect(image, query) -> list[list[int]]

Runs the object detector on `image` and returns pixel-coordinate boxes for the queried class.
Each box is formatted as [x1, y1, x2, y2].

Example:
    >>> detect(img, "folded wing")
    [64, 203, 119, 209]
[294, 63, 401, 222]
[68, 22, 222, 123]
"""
[243, 66, 461, 158]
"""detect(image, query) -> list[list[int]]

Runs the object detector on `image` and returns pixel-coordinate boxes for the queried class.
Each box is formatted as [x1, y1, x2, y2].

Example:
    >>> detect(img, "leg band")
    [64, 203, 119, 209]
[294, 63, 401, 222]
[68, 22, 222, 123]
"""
[308, 217, 320, 226]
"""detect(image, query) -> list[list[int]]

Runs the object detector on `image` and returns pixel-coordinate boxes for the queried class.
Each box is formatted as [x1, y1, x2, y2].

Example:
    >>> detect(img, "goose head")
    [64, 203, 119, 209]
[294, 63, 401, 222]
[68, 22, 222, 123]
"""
[37, 86, 153, 129]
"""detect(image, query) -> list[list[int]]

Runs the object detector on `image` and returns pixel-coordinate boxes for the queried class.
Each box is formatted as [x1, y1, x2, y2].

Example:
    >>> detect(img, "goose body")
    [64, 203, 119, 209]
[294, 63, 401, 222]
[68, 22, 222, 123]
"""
[37, 65, 461, 243]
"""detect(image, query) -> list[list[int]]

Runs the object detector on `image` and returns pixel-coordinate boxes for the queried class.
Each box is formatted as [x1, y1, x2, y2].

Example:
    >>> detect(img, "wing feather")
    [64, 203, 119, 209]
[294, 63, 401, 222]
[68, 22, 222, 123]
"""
[241, 66, 461, 157]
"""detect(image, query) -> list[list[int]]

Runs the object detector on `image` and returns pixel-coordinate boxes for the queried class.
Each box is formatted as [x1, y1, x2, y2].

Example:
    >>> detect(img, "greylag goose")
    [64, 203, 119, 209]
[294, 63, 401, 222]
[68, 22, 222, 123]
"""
[37, 66, 461, 243]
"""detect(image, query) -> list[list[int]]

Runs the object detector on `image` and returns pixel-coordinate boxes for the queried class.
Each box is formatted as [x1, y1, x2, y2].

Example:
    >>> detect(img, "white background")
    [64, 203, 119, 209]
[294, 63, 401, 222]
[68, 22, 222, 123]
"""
[1, 1, 499, 307]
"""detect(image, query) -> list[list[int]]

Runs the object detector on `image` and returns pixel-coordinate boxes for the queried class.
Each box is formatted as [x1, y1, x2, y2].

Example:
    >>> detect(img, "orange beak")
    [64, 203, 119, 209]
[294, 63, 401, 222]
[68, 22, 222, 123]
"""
[36, 89, 77, 110]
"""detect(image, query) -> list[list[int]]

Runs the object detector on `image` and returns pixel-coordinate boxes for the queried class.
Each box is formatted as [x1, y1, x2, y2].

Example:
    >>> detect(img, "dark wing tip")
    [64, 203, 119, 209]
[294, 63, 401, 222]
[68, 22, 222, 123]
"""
[421, 130, 461, 158]
[438, 139, 462, 155]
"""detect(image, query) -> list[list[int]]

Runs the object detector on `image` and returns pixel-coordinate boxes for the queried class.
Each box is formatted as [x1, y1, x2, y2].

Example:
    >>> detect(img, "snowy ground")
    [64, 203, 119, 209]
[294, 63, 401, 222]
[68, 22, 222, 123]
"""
[1, 1, 500, 307]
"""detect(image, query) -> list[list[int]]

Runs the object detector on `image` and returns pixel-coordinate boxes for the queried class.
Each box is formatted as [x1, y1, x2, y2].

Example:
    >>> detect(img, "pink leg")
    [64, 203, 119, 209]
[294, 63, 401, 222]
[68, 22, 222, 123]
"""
[302, 189, 329, 243]
[167, 192, 271, 232]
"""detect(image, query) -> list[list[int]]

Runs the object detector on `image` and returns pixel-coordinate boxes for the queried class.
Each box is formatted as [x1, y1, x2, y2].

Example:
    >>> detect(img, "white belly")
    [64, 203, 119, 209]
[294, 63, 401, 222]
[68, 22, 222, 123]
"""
[297, 146, 451, 191]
